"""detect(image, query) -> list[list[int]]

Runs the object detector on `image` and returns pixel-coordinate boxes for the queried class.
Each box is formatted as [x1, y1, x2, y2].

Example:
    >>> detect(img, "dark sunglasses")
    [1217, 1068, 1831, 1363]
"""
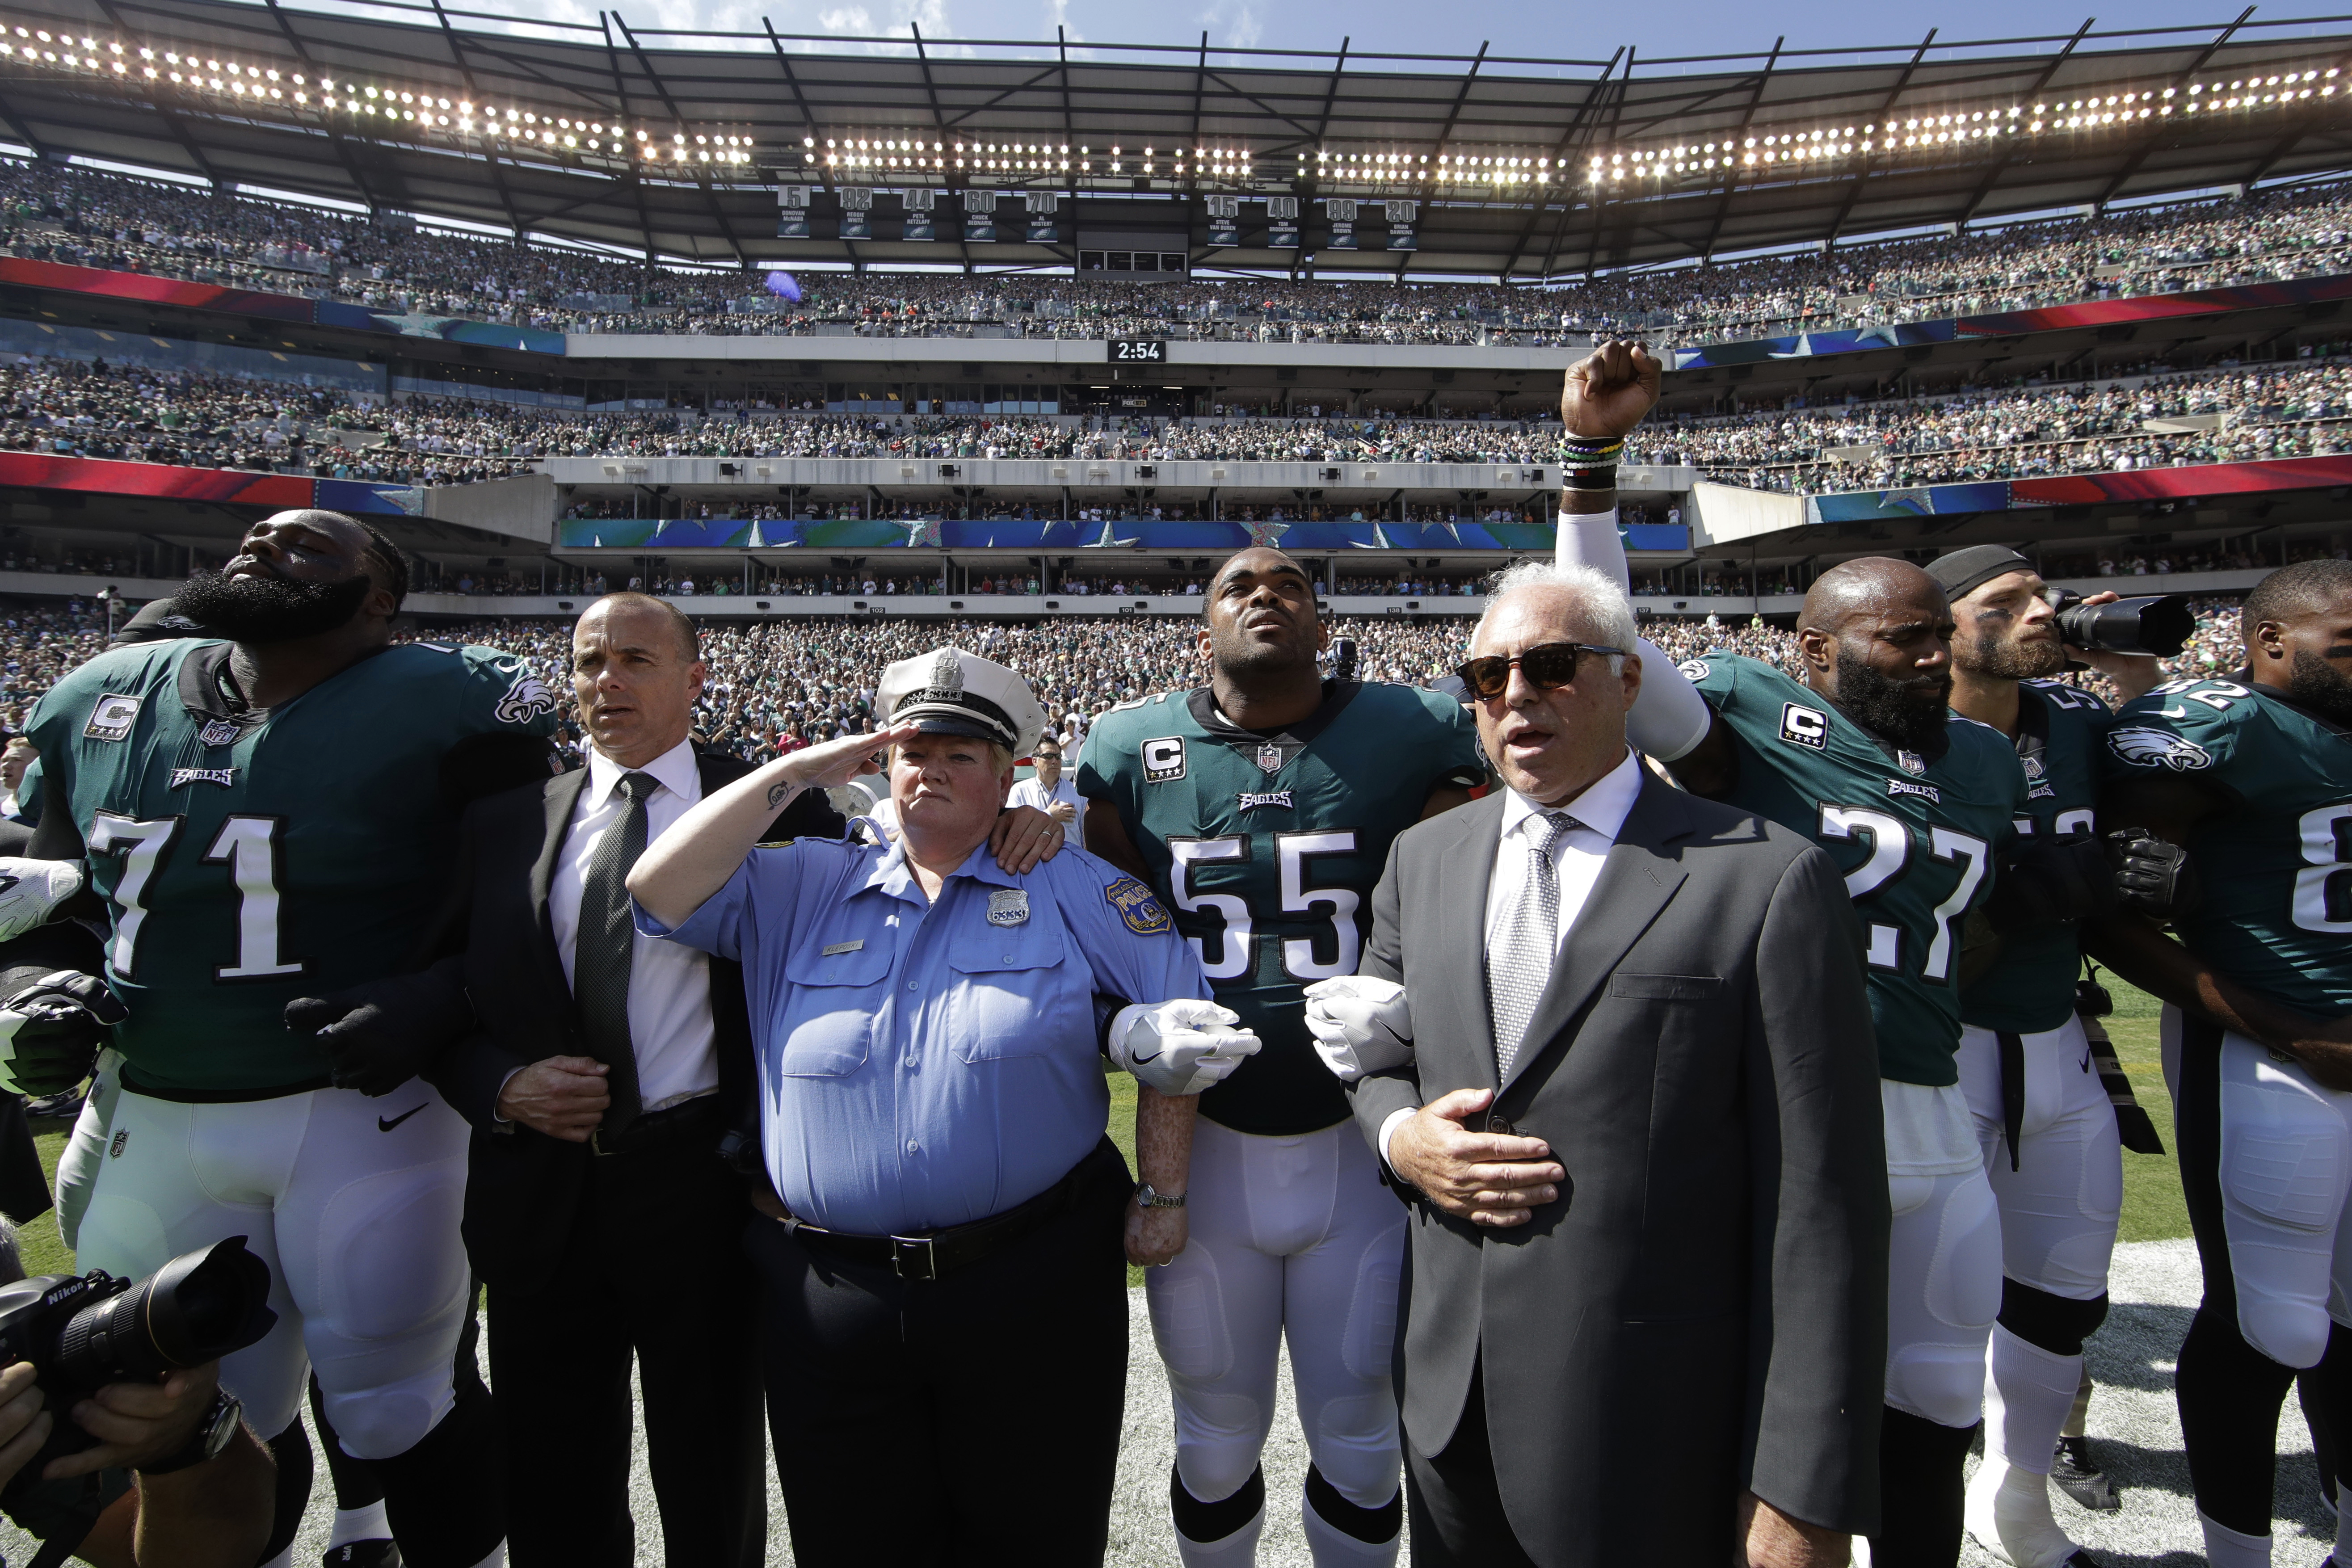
[1454, 641, 1625, 700]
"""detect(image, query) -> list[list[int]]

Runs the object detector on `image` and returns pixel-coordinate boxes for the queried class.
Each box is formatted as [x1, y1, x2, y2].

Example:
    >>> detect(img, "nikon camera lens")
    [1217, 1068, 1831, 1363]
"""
[47, 1236, 276, 1390]
[2048, 590, 2195, 658]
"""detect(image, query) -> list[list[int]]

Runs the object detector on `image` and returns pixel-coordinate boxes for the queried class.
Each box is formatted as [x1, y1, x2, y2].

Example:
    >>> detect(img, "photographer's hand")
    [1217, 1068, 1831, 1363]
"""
[43, 1362, 215, 1480]
[0, 1360, 50, 1492]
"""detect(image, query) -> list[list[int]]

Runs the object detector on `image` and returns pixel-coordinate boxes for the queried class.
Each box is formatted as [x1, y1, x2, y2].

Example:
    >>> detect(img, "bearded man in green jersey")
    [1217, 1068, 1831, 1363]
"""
[9, 509, 556, 1568]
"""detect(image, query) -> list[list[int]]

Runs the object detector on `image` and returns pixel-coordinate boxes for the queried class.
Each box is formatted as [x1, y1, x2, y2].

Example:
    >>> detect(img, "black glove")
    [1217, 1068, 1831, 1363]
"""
[0, 970, 124, 1096]
[2107, 826, 2199, 918]
[1985, 835, 2119, 935]
[285, 967, 475, 1098]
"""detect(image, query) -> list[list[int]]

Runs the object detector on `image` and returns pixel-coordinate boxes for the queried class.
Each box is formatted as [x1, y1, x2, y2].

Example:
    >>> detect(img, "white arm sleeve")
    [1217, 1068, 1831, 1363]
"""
[1555, 507, 1629, 592]
[1555, 509, 1715, 762]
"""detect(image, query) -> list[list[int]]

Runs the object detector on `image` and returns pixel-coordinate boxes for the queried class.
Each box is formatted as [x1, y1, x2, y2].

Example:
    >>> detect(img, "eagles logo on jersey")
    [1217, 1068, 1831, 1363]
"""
[1684, 652, 2029, 1085]
[2103, 676, 2352, 1016]
[1079, 681, 1485, 1135]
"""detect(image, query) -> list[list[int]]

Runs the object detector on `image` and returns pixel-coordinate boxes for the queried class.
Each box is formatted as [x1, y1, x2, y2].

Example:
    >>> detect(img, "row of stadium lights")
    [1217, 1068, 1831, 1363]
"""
[0, 22, 752, 166]
[1590, 68, 2343, 181]
[809, 139, 1258, 178]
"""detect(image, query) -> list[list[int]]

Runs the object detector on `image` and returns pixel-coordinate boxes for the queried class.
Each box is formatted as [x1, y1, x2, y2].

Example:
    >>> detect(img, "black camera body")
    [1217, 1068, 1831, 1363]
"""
[1333, 637, 1360, 682]
[2045, 588, 2195, 658]
[0, 1237, 273, 1495]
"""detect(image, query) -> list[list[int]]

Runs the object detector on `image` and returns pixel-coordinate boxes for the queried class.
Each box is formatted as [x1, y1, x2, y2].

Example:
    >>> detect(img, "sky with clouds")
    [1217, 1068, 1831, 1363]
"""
[411, 0, 2332, 66]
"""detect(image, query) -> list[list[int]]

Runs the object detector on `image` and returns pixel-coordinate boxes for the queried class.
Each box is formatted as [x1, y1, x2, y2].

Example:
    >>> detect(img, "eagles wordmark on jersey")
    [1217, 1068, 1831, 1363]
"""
[1077, 680, 1485, 1135]
[2103, 675, 2352, 1016]
[28, 637, 561, 1090]
[1680, 652, 2029, 1085]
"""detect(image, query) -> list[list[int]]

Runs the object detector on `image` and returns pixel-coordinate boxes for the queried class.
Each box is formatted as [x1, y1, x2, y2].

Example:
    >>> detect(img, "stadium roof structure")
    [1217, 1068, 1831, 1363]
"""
[1, 0, 2351, 281]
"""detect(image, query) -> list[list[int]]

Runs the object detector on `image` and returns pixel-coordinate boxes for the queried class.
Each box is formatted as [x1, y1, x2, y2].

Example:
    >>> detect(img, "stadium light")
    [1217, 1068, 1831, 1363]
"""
[0, 12, 757, 171]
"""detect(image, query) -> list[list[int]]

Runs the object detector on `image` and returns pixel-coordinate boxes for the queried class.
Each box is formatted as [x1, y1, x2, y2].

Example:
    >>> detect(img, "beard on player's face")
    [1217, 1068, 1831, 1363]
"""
[1833, 646, 1953, 752]
[2287, 648, 2352, 727]
[1960, 616, 2064, 681]
[173, 564, 373, 644]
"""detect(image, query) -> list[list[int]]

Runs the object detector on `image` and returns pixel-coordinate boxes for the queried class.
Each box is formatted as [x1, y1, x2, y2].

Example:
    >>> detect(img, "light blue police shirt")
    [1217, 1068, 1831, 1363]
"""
[638, 836, 1211, 1236]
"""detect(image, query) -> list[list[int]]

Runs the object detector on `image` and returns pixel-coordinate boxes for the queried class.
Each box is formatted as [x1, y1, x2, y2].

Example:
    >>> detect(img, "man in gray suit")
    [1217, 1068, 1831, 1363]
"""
[1315, 560, 1887, 1567]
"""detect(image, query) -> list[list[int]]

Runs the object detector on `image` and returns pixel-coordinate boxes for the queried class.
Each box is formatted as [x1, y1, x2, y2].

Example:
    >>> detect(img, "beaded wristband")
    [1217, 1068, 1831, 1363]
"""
[1558, 436, 1625, 465]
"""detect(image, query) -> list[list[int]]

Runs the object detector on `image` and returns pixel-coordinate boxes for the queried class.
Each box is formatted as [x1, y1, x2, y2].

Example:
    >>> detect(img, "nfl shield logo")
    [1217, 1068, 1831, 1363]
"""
[198, 719, 240, 748]
[1255, 743, 1284, 774]
[1897, 750, 1927, 776]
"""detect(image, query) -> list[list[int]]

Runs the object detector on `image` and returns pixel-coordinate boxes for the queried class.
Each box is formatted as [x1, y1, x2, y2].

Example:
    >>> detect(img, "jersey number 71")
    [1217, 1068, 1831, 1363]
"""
[87, 812, 303, 981]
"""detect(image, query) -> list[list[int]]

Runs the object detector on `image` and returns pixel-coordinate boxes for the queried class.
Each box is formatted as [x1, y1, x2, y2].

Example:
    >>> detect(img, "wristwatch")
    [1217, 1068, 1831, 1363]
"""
[1134, 1182, 1187, 1210]
[135, 1388, 241, 1476]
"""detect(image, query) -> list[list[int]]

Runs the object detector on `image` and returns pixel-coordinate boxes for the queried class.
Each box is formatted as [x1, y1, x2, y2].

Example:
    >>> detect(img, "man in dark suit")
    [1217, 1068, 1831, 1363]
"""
[1320, 562, 1887, 1567]
[421, 591, 825, 1567]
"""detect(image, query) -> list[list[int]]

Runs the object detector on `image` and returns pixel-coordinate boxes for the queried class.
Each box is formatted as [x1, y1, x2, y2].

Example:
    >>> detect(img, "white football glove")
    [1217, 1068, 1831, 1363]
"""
[1302, 975, 1415, 1083]
[0, 858, 83, 943]
[1108, 999, 1262, 1097]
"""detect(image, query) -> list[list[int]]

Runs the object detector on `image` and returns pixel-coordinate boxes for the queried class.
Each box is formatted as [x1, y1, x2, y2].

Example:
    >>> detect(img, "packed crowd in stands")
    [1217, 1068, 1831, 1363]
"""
[6, 158, 2352, 349]
[0, 585, 2255, 770]
[17, 343, 2352, 500]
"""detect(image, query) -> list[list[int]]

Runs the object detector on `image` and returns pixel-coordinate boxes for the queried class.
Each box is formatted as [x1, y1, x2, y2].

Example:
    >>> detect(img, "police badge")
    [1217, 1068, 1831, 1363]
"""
[986, 888, 1030, 927]
[1254, 742, 1284, 774]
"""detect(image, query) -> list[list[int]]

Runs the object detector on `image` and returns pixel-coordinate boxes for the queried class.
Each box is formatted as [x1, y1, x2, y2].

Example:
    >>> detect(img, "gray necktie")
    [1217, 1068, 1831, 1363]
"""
[574, 770, 653, 1135]
[1488, 811, 1579, 1081]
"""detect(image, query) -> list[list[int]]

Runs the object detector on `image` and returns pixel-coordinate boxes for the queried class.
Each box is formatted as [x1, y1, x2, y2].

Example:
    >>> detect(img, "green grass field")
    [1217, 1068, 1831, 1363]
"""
[11, 982, 2188, 1297]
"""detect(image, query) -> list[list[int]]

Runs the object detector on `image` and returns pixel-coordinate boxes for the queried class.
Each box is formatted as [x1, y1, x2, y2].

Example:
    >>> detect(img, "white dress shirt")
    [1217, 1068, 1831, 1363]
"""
[549, 737, 719, 1112]
[1008, 772, 1086, 831]
[1380, 747, 1646, 1167]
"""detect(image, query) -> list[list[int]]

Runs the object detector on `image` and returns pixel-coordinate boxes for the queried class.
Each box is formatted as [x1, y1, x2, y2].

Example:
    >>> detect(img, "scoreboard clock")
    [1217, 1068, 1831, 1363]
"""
[1110, 339, 1169, 363]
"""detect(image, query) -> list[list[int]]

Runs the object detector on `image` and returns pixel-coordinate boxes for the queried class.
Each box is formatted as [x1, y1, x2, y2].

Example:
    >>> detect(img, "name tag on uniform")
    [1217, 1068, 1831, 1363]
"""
[821, 940, 865, 956]
[987, 889, 1030, 927]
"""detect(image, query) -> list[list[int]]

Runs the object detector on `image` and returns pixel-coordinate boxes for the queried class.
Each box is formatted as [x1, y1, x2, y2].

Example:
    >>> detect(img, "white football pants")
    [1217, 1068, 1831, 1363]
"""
[2163, 1009, 2352, 1368]
[1956, 1017, 2123, 1303]
[1146, 1117, 1407, 1527]
[1883, 1079, 2004, 1428]
[62, 1077, 475, 1459]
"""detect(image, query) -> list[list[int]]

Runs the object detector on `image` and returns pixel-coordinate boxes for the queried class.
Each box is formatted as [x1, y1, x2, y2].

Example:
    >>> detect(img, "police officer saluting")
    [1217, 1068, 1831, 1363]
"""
[627, 646, 1260, 1567]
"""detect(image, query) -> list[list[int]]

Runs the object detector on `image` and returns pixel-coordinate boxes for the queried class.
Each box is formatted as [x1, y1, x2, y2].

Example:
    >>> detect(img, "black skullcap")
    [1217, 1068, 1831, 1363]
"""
[1923, 545, 2038, 605]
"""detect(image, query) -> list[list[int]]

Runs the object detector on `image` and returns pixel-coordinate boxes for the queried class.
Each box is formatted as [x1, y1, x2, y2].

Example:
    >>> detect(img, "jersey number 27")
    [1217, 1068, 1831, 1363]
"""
[87, 812, 303, 981]
[1818, 806, 1989, 983]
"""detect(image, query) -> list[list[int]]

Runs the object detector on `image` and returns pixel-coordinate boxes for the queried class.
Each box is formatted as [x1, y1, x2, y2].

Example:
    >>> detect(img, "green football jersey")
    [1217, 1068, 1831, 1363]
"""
[1960, 678, 2116, 1034]
[2102, 676, 2352, 1017]
[1077, 681, 1487, 1135]
[28, 638, 561, 1091]
[1682, 653, 2028, 1085]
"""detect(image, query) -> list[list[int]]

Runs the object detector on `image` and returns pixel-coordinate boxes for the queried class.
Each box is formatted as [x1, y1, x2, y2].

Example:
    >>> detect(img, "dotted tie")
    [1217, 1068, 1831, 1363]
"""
[1488, 811, 1580, 1082]
[574, 771, 654, 1135]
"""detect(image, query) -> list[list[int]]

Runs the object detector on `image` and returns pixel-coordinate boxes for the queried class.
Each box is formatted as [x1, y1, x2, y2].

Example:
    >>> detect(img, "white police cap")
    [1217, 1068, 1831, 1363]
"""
[875, 646, 1047, 759]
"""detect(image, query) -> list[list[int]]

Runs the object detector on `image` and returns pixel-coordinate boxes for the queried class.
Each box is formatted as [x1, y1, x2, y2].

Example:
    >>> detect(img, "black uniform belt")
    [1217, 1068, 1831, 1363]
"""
[773, 1139, 1115, 1282]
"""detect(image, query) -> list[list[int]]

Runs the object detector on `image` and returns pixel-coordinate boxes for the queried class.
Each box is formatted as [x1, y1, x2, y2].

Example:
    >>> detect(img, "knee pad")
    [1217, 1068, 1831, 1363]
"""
[1888, 1343, 1991, 1430]
[1304, 1463, 1401, 1544]
[1172, 1459, 1264, 1542]
[1175, 1435, 1269, 1511]
[319, 1358, 458, 1461]
[2240, 1284, 2335, 1370]
[1999, 1281, 2110, 1358]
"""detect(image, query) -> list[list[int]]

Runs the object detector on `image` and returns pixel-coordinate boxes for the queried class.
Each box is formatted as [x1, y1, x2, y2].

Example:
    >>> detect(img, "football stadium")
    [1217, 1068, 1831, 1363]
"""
[0, 0, 2343, 1563]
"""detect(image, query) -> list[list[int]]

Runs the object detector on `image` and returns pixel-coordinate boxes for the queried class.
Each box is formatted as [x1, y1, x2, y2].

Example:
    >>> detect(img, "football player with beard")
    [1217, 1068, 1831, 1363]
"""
[1553, 362, 2030, 1567]
[1925, 546, 2171, 1568]
[2, 509, 558, 1568]
[2095, 558, 2352, 1568]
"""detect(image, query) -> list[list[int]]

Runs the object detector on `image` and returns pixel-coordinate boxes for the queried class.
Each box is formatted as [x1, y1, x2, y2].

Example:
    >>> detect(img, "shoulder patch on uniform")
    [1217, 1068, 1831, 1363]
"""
[2108, 726, 2213, 771]
[1677, 658, 1710, 682]
[1778, 701, 1827, 748]
[1142, 736, 1186, 783]
[494, 669, 559, 726]
[1106, 875, 1173, 935]
[83, 692, 142, 742]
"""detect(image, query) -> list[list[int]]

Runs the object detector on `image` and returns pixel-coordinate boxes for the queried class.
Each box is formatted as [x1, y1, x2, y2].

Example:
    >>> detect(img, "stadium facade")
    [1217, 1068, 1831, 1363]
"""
[0, 0, 2343, 622]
